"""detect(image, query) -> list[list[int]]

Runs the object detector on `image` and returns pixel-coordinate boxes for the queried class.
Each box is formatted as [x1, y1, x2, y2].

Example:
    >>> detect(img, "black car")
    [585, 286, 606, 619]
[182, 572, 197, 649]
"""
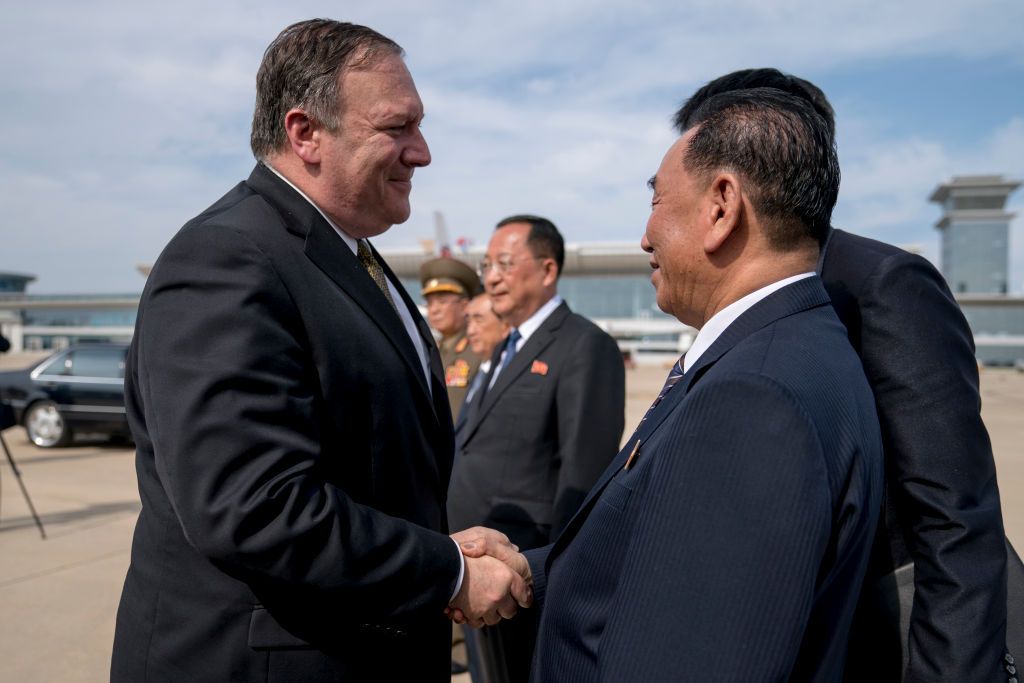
[0, 343, 130, 447]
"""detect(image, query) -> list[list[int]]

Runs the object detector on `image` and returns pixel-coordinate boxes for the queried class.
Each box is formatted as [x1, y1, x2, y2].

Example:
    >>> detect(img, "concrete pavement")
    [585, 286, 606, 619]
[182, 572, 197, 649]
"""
[1, 354, 1021, 681]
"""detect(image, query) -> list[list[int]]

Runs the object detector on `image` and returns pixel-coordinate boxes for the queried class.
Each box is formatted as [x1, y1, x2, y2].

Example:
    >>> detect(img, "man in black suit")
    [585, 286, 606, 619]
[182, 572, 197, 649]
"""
[463, 86, 884, 681]
[676, 69, 1010, 683]
[111, 20, 527, 682]
[447, 215, 625, 680]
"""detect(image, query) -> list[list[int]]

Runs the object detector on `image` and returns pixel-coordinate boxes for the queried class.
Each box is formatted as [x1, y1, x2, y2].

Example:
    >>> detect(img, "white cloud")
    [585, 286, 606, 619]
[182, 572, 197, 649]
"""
[832, 117, 1024, 285]
[0, 0, 1022, 291]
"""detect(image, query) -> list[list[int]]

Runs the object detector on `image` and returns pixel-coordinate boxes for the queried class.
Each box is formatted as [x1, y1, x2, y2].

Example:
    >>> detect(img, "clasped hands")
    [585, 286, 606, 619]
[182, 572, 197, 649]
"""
[447, 527, 533, 628]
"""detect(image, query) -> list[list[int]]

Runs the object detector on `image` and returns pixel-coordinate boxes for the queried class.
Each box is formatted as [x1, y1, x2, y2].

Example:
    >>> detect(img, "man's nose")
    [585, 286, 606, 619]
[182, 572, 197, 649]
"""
[404, 128, 431, 167]
[483, 265, 502, 289]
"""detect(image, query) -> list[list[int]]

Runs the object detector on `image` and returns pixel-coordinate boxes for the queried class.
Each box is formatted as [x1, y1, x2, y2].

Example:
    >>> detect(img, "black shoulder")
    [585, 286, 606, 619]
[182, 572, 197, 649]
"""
[822, 228, 941, 288]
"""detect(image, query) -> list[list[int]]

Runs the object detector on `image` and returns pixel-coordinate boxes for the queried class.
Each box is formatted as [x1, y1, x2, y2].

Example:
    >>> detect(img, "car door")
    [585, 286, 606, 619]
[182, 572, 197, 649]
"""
[34, 346, 126, 426]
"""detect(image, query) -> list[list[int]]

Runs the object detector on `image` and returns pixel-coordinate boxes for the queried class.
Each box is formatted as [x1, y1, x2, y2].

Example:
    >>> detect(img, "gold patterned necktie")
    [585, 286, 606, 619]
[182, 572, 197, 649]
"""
[356, 239, 399, 313]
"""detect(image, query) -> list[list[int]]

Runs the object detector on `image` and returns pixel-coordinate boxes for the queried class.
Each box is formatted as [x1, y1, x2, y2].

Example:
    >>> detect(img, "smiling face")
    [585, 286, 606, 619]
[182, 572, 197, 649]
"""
[640, 131, 711, 326]
[315, 52, 430, 237]
[483, 223, 557, 328]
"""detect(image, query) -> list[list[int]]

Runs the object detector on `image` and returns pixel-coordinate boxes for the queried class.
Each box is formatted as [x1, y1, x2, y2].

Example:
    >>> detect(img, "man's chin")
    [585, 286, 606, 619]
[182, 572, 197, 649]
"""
[490, 300, 512, 319]
[383, 195, 412, 225]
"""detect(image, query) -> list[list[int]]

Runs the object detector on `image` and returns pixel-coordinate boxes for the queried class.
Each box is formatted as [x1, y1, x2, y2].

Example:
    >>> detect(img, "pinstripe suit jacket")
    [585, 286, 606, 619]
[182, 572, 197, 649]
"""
[526, 276, 884, 682]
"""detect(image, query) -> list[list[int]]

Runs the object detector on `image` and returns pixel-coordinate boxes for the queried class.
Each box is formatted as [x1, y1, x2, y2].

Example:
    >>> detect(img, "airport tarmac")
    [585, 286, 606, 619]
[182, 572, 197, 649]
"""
[1, 353, 1021, 682]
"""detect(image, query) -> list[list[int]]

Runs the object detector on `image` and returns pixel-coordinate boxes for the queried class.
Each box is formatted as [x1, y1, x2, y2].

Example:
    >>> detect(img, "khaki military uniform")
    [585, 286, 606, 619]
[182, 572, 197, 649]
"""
[420, 255, 483, 424]
[440, 330, 481, 420]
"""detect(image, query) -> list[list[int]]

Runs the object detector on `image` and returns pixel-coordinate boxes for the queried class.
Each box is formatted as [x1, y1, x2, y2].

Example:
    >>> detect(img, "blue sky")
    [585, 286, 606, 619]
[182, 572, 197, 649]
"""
[2, 0, 1022, 293]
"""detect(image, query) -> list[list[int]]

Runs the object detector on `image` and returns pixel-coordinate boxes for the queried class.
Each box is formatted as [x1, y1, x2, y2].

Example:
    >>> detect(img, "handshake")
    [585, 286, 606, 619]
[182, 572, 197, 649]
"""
[447, 527, 533, 628]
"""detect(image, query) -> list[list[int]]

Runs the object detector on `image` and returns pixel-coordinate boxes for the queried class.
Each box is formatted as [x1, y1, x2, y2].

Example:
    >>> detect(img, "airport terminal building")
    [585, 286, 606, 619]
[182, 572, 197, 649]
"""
[2, 175, 1022, 365]
[0, 271, 138, 352]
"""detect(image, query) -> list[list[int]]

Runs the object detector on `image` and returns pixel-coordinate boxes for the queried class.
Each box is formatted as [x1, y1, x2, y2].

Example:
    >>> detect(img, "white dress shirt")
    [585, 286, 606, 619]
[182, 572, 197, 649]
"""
[683, 273, 815, 373]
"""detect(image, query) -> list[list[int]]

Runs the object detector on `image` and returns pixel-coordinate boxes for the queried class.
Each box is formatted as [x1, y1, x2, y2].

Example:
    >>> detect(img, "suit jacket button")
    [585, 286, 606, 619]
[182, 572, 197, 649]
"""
[1008, 653, 1016, 665]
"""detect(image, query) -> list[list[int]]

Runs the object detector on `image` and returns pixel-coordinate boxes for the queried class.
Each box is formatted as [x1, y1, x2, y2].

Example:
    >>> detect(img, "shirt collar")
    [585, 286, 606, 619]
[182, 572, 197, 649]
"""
[515, 294, 563, 343]
[264, 162, 358, 255]
[682, 272, 814, 373]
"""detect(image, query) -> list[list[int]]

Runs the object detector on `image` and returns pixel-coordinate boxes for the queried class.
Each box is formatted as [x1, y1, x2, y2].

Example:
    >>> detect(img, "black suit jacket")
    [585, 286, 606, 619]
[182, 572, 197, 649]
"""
[527, 277, 884, 682]
[820, 228, 1008, 682]
[447, 301, 624, 550]
[111, 164, 461, 682]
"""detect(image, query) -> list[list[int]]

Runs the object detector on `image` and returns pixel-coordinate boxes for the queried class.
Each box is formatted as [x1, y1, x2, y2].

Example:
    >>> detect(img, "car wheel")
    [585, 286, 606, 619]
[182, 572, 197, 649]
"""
[24, 401, 72, 448]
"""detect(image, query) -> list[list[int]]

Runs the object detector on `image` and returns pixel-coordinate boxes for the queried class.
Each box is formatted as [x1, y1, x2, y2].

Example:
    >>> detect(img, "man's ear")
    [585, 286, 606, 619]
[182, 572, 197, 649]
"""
[283, 108, 321, 165]
[703, 172, 742, 254]
[540, 258, 559, 288]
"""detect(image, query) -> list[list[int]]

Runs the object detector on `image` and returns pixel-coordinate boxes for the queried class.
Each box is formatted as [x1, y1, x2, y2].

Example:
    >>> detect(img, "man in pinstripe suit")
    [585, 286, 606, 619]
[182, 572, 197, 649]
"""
[463, 85, 884, 681]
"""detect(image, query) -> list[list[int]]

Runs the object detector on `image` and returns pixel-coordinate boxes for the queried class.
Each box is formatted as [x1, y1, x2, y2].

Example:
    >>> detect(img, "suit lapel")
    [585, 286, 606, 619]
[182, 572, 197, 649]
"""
[303, 224, 438, 410]
[462, 302, 569, 444]
[245, 164, 437, 420]
[547, 276, 833, 567]
[376, 245, 449, 424]
[548, 362, 694, 561]
[454, 370, 485, 443]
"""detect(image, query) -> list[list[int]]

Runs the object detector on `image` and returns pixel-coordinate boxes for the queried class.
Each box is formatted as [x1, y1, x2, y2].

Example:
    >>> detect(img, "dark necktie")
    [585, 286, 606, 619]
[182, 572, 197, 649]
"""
[356, 239, 398, 313]
[455, 369, 487, 441]
[640, 355, 685, 424]
[495, 329, 522, 378]
[467, 330, 522, 423]
[464, 367, 488, 405]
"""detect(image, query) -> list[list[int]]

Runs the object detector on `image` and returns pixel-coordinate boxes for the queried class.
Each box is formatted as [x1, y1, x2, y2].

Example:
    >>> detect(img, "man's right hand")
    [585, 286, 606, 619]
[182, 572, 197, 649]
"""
[449, 553, 532, 628]
[451, 526, 530, 580]
[448, 526, 533, 627]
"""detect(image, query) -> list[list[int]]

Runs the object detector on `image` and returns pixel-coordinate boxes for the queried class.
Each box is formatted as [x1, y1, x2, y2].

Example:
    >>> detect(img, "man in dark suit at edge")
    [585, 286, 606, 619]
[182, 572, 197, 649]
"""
[675, 69, 1011, 683]
[462, 86, 884, 681]
[111, 19, 529, 682]
[448, 215, 625, 681]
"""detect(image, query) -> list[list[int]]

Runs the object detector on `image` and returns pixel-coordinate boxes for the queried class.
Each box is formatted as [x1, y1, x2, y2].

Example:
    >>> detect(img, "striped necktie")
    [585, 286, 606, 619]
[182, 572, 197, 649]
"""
[640, 355, 684, 424]
[356, 239, 398, 313]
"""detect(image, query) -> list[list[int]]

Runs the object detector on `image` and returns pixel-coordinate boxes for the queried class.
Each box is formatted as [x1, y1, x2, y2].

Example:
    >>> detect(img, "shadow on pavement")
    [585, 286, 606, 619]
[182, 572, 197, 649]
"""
[0, 500, 140, 534]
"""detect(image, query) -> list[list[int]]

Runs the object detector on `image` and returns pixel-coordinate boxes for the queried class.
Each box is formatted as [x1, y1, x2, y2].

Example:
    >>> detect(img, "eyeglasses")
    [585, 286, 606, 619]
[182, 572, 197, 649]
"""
[477, 255, 542, 277]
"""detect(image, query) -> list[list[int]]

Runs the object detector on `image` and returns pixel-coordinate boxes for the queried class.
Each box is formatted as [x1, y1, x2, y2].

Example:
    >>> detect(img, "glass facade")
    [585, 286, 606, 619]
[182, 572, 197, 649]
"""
[962, 304, 1024, 336]
[941, 222, 1009, 294]
[400, 275, 667, 320]
[22, 307, 137, 327]
[558, 275, 668, 320]
[0, 295, 140, 350]
[0, 276, 32, 293]
[974, 344, 1024, 366]
[960, 302, 1024, 365]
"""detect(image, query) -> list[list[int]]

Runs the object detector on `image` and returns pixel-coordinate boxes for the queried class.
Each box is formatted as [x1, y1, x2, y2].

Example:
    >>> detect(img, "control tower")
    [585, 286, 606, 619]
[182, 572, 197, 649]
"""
[930, 175, 1020, 294]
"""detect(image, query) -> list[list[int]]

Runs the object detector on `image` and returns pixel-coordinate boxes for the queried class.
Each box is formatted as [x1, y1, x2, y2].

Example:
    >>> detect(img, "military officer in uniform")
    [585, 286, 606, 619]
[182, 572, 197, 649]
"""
[421, 256, 483, 420]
